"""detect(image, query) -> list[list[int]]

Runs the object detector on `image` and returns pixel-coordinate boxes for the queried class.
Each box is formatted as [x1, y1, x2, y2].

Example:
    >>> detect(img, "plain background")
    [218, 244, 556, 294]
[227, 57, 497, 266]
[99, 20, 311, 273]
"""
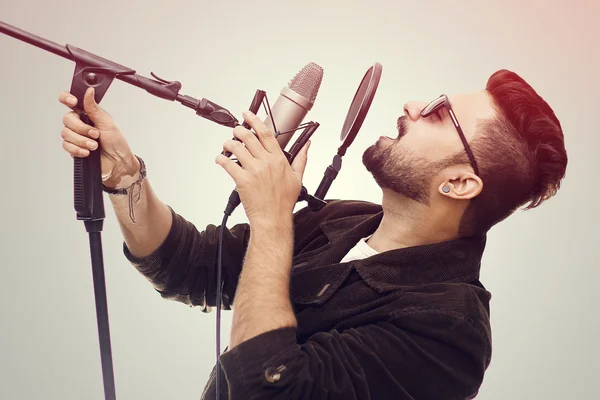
[0, 0, 598, 399]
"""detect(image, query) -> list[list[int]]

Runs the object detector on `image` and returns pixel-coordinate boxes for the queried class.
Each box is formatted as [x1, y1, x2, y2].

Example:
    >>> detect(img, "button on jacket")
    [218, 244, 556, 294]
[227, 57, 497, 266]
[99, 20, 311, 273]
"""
[123, 200, 493, 399]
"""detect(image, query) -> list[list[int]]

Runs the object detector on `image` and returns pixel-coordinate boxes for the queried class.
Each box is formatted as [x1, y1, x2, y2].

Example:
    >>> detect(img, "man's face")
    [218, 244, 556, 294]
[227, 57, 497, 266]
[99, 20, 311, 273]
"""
[362, 90, 497, 204]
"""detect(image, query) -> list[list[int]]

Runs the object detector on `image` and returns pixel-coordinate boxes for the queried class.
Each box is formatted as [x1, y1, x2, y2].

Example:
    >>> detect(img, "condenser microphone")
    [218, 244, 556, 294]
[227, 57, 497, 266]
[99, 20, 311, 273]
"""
[266, 62, 324, 150]
[222, 62, 323, 215]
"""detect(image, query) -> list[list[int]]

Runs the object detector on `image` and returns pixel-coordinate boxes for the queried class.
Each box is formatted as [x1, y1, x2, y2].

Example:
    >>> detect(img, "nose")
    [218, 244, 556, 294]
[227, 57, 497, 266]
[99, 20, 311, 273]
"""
[403, 101, 428, 122]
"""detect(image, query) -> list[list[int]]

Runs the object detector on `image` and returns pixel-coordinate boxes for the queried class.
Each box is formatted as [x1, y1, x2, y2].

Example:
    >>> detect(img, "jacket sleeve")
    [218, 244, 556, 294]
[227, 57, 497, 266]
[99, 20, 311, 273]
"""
[122, 205, 251, 311]
[217, 311, 491, 400]
[123, 204, 317, 311]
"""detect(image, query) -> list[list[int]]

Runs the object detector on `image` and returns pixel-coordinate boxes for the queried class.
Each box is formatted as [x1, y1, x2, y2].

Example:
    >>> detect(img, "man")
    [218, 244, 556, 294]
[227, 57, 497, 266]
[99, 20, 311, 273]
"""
[58, 68, 567, 399]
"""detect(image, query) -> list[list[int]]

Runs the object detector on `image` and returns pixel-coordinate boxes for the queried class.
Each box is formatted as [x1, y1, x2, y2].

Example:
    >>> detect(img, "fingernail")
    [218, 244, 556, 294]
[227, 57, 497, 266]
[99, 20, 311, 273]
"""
[87, 140, 97, 150]
[67, 96, 77, 105]
[242, 111, 250, 117]
[89, 129, 99, 138]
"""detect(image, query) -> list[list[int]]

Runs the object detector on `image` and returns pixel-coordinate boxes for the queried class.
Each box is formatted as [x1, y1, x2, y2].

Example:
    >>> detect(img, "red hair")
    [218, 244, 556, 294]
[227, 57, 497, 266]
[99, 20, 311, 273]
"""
[457, 69, 568, 236]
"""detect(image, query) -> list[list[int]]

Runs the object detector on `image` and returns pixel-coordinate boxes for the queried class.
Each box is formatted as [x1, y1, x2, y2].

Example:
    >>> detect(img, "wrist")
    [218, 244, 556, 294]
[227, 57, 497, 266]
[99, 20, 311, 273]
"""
[249, 215, 293, 231]
[103, 154, 141, 190]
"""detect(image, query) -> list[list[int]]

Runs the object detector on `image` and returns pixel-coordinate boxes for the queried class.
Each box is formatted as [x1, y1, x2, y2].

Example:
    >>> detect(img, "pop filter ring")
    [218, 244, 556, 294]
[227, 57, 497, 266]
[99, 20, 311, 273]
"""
[338, 62, 382, 156]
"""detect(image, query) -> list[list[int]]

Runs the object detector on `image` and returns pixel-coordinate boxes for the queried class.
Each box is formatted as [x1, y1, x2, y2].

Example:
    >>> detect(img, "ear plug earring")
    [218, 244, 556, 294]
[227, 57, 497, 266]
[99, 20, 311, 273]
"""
[442, 186, 451, 193]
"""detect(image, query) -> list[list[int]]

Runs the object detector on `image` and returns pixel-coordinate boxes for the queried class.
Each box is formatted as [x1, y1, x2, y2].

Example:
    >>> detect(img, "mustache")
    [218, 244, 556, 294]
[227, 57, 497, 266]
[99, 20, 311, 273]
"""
[396, 116, 407, 137]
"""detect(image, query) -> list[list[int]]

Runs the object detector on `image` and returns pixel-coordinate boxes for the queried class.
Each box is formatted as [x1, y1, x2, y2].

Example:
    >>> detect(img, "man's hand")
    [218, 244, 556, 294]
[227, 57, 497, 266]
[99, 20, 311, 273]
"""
[58, 87, 139, 189]
[215, 111, 310, 224]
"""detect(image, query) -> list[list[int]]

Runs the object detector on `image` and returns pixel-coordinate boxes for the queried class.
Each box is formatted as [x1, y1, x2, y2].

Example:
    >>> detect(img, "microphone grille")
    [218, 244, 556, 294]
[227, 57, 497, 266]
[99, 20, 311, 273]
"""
[288, 62, 324, 103]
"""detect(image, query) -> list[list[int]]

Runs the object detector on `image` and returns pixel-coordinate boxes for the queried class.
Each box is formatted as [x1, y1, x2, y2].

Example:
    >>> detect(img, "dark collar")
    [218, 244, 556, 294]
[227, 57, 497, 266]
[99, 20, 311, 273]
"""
[321, 211, 486, 290]
[291, 210, 487, 305]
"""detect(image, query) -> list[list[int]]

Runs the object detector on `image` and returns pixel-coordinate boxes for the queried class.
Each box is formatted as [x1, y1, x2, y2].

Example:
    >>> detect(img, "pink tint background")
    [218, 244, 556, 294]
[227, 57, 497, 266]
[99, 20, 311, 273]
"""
[0, 0, 597, 399]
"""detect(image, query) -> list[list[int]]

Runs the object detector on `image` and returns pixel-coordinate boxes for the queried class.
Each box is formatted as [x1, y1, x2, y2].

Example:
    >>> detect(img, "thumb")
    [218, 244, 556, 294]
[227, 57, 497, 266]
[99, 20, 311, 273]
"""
[291, 140, 311, 178]
[82, 87, 111, 125]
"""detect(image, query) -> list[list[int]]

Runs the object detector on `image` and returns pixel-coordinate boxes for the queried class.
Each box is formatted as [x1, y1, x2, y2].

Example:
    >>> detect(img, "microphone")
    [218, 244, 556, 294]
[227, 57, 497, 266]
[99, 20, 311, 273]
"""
[223, 62, 324, 215]
[267, 62, 324, 150]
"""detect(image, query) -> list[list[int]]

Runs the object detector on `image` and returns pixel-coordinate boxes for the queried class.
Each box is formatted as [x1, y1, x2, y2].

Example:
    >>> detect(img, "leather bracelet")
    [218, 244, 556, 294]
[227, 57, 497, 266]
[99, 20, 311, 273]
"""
[102, 155, 147, 224]
[102, 155, 146, 195]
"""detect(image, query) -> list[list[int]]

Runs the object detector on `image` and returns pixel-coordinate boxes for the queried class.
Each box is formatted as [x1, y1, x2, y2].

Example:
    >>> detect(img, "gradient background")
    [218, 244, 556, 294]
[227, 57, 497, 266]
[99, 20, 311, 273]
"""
[0, 1, 598, 399]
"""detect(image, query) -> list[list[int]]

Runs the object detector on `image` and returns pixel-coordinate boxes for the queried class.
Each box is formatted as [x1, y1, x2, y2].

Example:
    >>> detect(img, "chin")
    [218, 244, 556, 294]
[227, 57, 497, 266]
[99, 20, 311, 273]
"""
[362, 142, 387, 173]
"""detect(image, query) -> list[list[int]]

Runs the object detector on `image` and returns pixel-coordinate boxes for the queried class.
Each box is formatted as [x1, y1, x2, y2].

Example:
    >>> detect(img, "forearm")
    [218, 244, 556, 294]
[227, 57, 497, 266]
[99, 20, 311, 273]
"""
[106, 156, 173, 258]
[229, 217, 296, 349]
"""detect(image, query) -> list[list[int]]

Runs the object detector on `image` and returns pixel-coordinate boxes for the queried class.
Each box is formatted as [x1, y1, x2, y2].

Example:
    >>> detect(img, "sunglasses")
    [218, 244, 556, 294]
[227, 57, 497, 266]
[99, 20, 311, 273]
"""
[420, 94, 479, 176]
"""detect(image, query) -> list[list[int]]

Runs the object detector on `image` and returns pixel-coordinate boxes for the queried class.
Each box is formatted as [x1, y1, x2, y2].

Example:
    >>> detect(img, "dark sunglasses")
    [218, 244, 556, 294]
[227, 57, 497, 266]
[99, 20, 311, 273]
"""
[420, 94, 479, 176]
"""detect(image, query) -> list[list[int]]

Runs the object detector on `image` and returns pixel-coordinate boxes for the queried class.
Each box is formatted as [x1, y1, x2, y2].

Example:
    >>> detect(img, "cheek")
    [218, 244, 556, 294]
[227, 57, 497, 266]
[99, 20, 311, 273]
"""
[399, 129, 453, 162]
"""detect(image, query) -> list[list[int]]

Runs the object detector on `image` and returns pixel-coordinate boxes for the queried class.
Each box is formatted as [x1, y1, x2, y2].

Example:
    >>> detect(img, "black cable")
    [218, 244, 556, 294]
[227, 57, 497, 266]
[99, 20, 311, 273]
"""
[215, 211, 228, 400]
[215, 189, 241, 400]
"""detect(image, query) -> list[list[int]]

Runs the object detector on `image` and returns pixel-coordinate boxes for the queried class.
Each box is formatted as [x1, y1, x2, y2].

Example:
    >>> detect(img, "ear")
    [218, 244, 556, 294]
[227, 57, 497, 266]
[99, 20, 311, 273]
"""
[438, 172, 483, 200]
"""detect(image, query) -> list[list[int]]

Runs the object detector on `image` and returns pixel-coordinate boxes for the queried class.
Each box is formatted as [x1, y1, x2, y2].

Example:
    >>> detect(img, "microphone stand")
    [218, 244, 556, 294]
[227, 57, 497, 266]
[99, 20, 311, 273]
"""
[0, 20, 239, 400]
[0, 20, 341, 400]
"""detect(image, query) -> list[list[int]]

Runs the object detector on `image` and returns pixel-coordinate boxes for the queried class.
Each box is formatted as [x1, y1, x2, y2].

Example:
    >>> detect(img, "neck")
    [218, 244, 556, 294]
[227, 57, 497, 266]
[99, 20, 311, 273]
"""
[366, 189, 463, 253]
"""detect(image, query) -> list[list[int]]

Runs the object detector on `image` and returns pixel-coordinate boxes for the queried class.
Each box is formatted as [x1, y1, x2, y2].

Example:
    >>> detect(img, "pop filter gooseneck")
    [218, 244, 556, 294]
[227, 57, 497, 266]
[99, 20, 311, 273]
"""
[311, 62, 382, 204]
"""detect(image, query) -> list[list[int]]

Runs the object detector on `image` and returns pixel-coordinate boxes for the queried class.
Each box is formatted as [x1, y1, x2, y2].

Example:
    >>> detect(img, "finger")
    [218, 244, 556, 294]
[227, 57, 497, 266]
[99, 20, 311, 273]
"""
[291, 140, 311, 178]
[62, 112, 99, 139]
[62, 140, 91, 158]
[82, 87, 112, 125]
[222, 139, 254, 167]
[242, 111, 281, 154]
[232, 125, 267, 158]
[61, 126, 99, 151]
[215, 154, 245, 183]
[58, 91, 78, 108]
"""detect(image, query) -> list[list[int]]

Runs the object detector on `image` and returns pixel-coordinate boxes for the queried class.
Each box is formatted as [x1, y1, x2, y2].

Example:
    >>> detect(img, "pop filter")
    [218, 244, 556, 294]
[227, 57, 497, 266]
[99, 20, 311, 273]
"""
[308, 62, 383, 208]
[338, 62, 382, 155]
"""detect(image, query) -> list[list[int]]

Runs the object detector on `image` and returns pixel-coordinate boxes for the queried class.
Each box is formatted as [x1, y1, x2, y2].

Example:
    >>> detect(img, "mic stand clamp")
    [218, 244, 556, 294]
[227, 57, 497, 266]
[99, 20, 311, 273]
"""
[297, 186, 326, 211]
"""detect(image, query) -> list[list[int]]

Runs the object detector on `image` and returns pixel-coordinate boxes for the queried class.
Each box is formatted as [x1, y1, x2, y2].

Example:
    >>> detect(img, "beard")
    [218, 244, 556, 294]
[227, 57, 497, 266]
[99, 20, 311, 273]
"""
[361, 116, 446, 205]
[362, 143, 436, 205]
[363, 112, 457, 206]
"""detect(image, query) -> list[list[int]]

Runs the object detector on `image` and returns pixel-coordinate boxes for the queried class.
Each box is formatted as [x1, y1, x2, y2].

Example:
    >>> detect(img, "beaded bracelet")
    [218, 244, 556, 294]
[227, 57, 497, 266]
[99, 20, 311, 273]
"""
[102, 155, 147, 224]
